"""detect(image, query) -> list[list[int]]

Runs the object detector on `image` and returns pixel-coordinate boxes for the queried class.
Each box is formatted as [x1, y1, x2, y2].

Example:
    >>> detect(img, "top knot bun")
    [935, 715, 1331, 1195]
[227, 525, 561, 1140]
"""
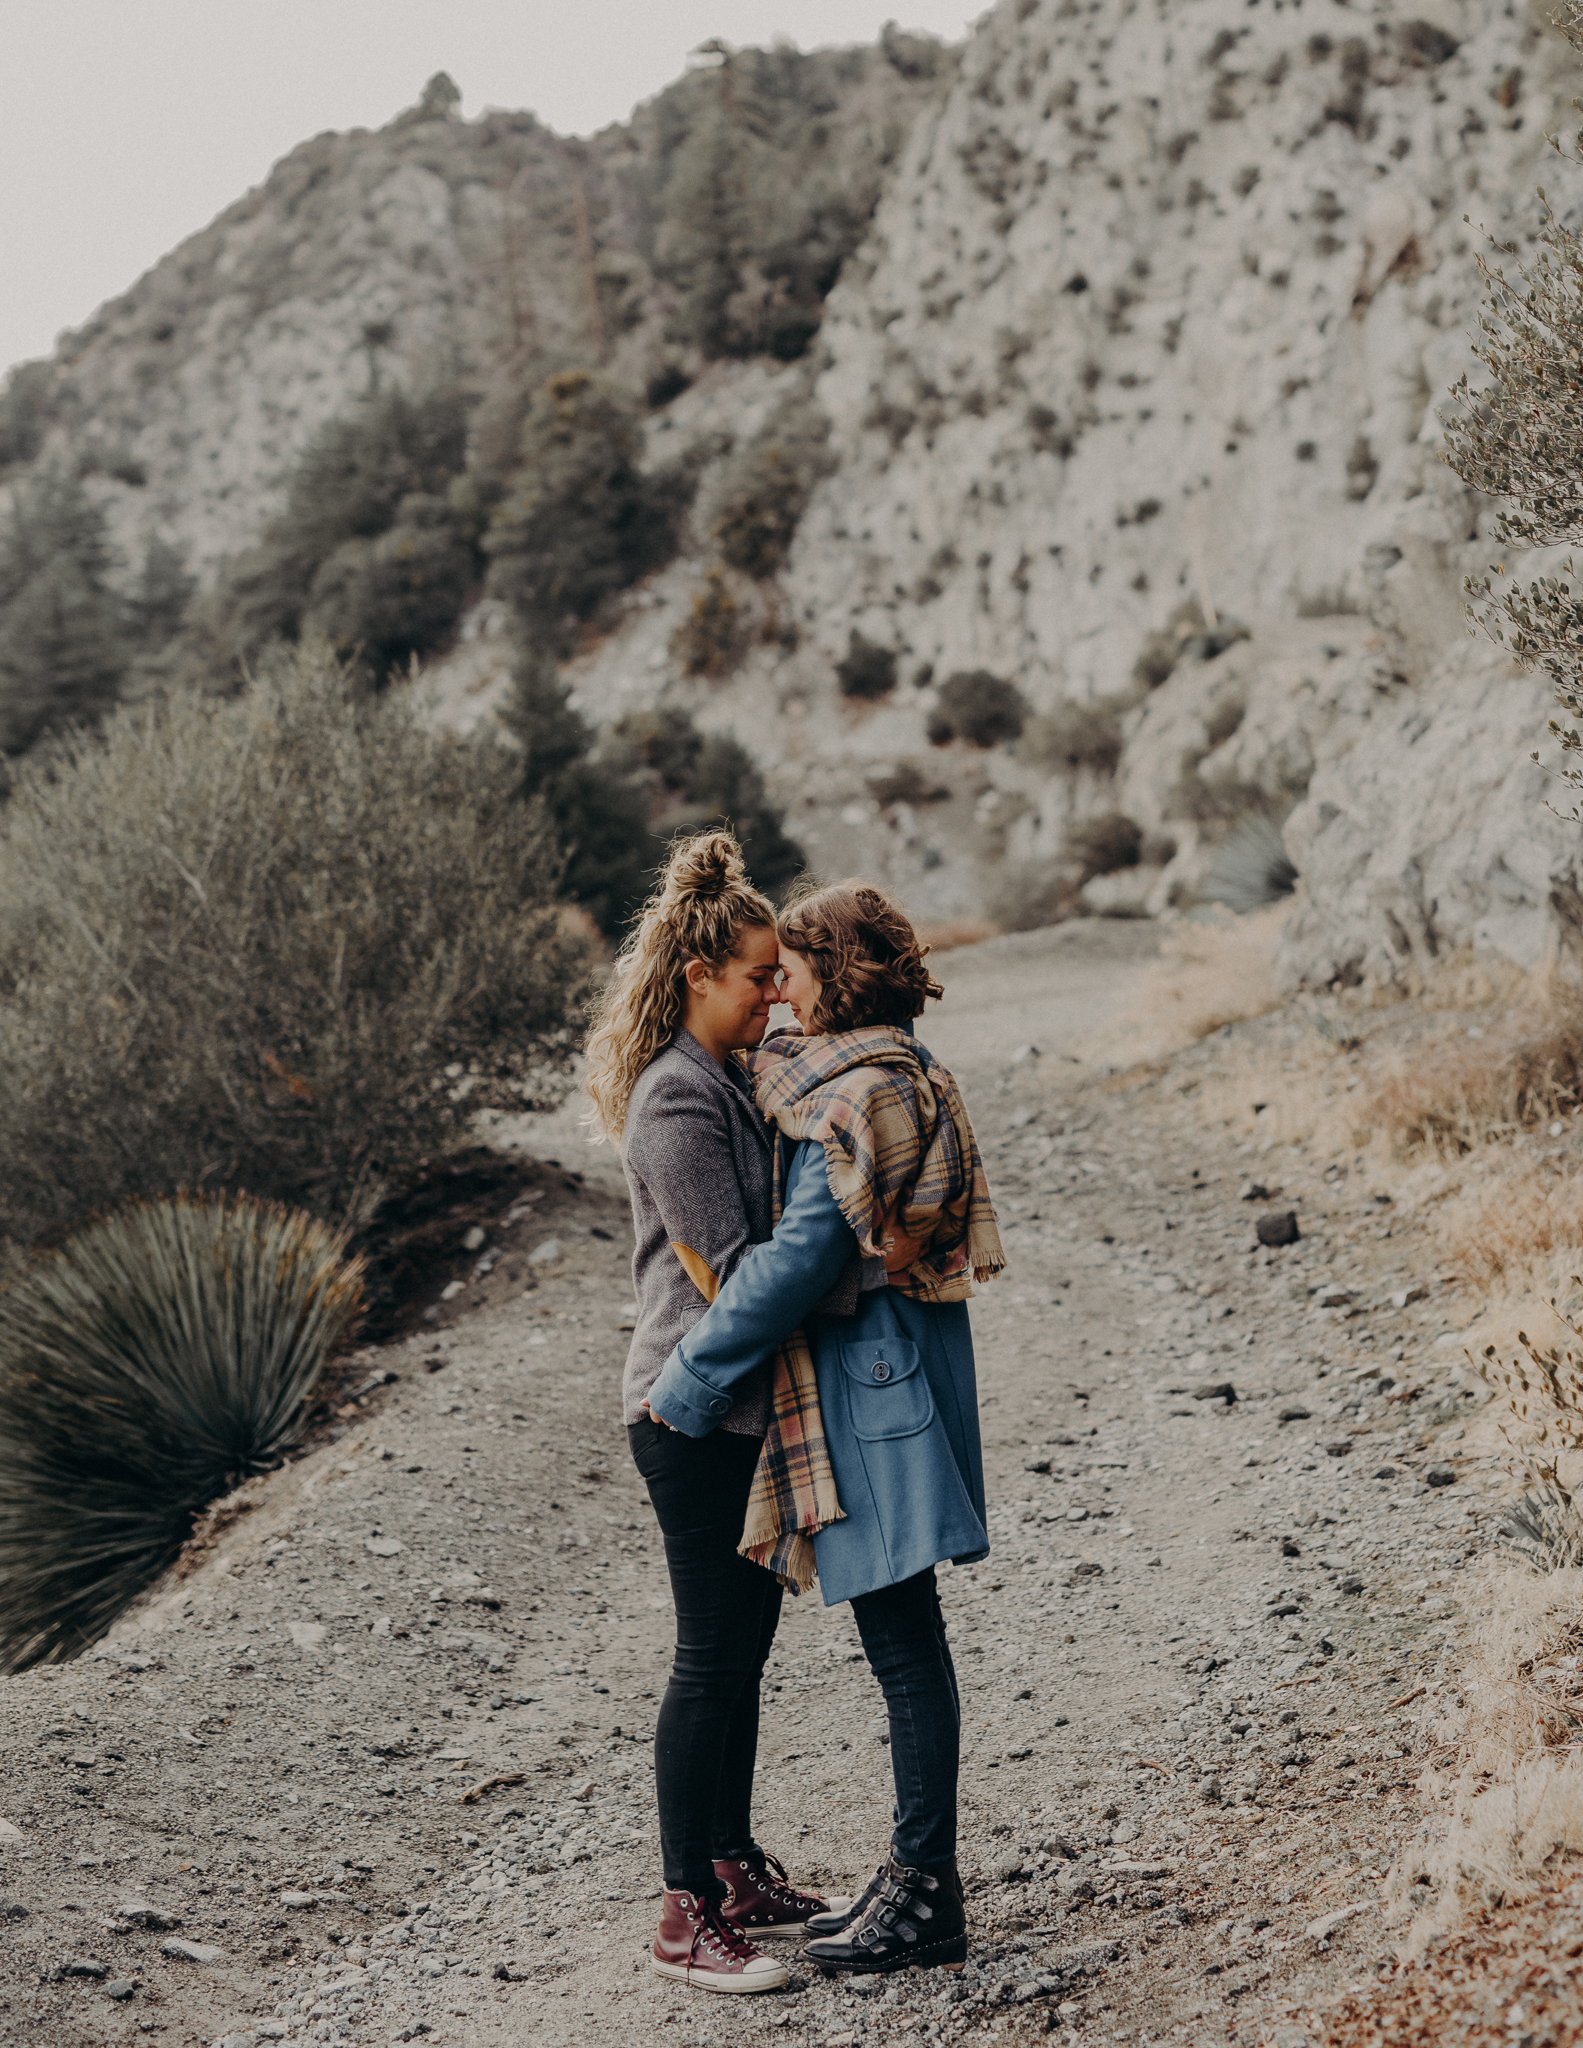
[661, 829, 748, 904]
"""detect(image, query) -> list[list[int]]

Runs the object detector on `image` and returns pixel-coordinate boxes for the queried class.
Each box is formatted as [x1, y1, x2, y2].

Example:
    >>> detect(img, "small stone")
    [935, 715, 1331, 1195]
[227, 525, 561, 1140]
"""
[1256, 1212, 1300, 1248]
[115, 1901, 180, 1929]
[1339, 1576, 1365, 1595]
[1197, 1775, 1222, 1804]
[1312, 1285, 1355, 1309]
[528, 1238, 563, 1266]
[1279, 1538, 1301, 1557]
[1373, 1465, 1401, 1480]
[570, 1778, 595, 1801]
[1389, 1284, 1429, 1308]
[1023, 1455, 1053, 1473]
[994, 1854, 1027, 1882]
[1278, 1406, 1311, 1424]
[0, 1820, 24, 1842]
[62, 1958, 109, 1979]
[462, 1225, 487, 1252]
[160, 1937, 225, 1963]
[285, 1621, 326, 1650]
[1, 1901, 28, 1921]
[104, 1980, 135, 2001]
[1052, 1713, 1070, 1726]
[1011, 1043, 1041, 1065]
[365, 1536, 404, 1557]
[1425, 1464, 1457, 1487]
[1193, 1381, 1237, 1404]
[1239, 1181, 1270, 1201]
[1324, 1440, 1354, 1457]
[1304, 1902, 1372, 1943]
[1066, 1506, 1089, 1522]
[440, 1280, 466, 1301]
[279, 1891, 319, 1909]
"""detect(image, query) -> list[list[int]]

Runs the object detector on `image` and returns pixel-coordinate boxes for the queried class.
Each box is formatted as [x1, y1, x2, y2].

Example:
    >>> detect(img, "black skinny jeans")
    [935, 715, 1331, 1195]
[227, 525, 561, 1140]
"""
[629, 1419, 782, 1895]
[851, 1566, 961, 1870]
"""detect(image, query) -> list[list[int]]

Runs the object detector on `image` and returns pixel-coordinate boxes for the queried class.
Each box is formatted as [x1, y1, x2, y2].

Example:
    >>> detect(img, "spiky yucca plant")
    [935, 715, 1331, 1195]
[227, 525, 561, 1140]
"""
[0, 1193, 363, 1671]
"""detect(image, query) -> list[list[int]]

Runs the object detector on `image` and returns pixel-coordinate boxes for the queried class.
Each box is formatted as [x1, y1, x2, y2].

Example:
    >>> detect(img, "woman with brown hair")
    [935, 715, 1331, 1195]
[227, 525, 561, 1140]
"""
[584, 830, 827, 1993]
[647, 880, 1005, 1978]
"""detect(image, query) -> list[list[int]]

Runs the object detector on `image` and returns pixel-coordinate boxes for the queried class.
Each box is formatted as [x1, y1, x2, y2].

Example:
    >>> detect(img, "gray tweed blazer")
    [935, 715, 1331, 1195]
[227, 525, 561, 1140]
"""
[620, 1031, 775, 1436]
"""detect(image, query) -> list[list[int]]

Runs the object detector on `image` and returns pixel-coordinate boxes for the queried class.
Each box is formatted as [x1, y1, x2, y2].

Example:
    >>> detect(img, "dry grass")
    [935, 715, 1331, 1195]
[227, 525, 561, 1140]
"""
[1440, 1177, 1583, 1290]
[1306, 1870, 1583, 2048]
[1385, 1561, 1583, 1950]
[1091, 900, 1288, 1065]
[1356, 1001, 1583, 1159]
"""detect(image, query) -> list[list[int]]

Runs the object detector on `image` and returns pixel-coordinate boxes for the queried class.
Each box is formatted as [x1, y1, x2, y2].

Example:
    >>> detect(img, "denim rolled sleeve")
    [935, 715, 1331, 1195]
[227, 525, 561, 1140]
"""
[646, 1143, 857, 1437]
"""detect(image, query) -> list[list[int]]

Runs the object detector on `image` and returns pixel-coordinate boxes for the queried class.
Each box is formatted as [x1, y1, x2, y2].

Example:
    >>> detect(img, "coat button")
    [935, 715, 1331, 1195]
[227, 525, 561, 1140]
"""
[872, 1360, 891, 1382]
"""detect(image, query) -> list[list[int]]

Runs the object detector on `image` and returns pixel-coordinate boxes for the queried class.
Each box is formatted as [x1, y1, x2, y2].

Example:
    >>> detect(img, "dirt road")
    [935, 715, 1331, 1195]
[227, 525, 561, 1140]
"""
[0, 922, 1490, 2048]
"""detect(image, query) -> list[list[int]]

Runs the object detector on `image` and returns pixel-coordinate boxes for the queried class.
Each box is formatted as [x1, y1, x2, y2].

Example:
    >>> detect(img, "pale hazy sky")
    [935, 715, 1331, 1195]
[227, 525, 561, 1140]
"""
[1, 2, 981, 379]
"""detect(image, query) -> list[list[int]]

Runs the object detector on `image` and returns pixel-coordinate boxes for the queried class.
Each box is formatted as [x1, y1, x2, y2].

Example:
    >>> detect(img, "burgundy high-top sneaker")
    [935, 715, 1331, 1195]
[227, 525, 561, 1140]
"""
[714, 1850, 829, 1940]
[650, 1887, 789, 1992]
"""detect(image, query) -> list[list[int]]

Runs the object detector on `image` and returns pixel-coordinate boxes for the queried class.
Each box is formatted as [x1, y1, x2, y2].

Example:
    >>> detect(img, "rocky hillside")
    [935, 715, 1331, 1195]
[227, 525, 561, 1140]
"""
[556, 0, 1583, 984]
[5, 0, 1579, 984]
[0, 44, 947, 576]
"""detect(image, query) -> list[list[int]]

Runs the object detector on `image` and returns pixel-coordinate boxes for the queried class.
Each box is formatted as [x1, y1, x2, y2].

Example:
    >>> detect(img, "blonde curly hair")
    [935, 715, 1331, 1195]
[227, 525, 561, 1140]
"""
[582, 830, 775, 1144]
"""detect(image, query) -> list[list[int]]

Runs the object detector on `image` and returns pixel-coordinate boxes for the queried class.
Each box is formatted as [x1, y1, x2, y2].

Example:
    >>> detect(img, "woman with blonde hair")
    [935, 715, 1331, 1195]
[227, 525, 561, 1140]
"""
[585, 830, 827, 1993]
[646, 880, 1004, 1978]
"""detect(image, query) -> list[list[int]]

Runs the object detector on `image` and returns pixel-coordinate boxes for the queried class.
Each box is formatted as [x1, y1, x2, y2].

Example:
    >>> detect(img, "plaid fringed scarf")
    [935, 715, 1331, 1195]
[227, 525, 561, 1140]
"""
[736, 1027, 1006, 1590]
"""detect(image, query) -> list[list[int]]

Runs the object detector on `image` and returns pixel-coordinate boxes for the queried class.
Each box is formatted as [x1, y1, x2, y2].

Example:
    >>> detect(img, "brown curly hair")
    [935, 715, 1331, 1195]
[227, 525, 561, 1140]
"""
[777, 880, 944, 1035]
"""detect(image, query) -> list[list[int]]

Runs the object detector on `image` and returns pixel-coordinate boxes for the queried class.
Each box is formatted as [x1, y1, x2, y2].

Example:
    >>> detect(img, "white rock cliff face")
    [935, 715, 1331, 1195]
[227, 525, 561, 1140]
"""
[766, 0, 1582, 980]
[558, 0, 1583, 980]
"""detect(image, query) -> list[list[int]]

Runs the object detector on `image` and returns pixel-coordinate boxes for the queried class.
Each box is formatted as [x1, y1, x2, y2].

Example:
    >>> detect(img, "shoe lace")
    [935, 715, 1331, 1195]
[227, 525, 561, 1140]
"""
[758, 1853, 822, 1909]
[693, 1896, 761, 1966]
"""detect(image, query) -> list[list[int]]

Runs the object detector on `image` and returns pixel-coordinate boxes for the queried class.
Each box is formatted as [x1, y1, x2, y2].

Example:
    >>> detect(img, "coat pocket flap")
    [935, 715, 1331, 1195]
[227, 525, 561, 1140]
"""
[837, 1339, 922, 1390]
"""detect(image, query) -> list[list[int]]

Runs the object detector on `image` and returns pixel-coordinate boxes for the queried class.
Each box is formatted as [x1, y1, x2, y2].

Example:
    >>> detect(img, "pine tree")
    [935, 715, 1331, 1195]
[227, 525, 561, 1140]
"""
[0, 471, 127, 756]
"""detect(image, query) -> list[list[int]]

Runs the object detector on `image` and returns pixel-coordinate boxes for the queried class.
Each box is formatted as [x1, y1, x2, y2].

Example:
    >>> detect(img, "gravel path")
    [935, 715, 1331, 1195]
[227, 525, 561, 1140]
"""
[0, 924, 1493, 2048]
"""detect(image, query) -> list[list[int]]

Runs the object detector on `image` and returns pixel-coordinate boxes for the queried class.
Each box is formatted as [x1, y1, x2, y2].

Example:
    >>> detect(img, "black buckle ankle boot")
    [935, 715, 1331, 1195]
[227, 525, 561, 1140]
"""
[804, 1854, 967, 1975]
[804, 1863, 884, 1940]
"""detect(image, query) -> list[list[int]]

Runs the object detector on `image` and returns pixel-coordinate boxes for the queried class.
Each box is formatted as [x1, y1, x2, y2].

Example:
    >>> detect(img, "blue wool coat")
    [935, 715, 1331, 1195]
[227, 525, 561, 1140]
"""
[647, 1136, 990, 1605]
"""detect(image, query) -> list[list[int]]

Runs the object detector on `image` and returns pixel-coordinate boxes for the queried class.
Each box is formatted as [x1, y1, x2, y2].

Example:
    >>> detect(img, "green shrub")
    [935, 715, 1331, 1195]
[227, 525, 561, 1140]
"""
[302, 494, 477, 675]
[836, 632, 899, 700]
[712, 394, 832, 579]
[665, 729, 806, 899]
[127, 532, 196, 653]
[1132, 628, 1183, 693]
[1018, 699, 1127, 776]
[504, 652, 656, 937]
[0, 1194, 363, 1669]
[671, 565, 750, 677]
[985, 861, 1076, 933]
[927, 670, 1028, 748]
[486, 370, 689, 649]
[0, 648, 585, 1255]
[208, 387, 473, 674]
[1065, 812, 1143, 881]
[0, 360, 55, 472]
[602, 704, 807, 903]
